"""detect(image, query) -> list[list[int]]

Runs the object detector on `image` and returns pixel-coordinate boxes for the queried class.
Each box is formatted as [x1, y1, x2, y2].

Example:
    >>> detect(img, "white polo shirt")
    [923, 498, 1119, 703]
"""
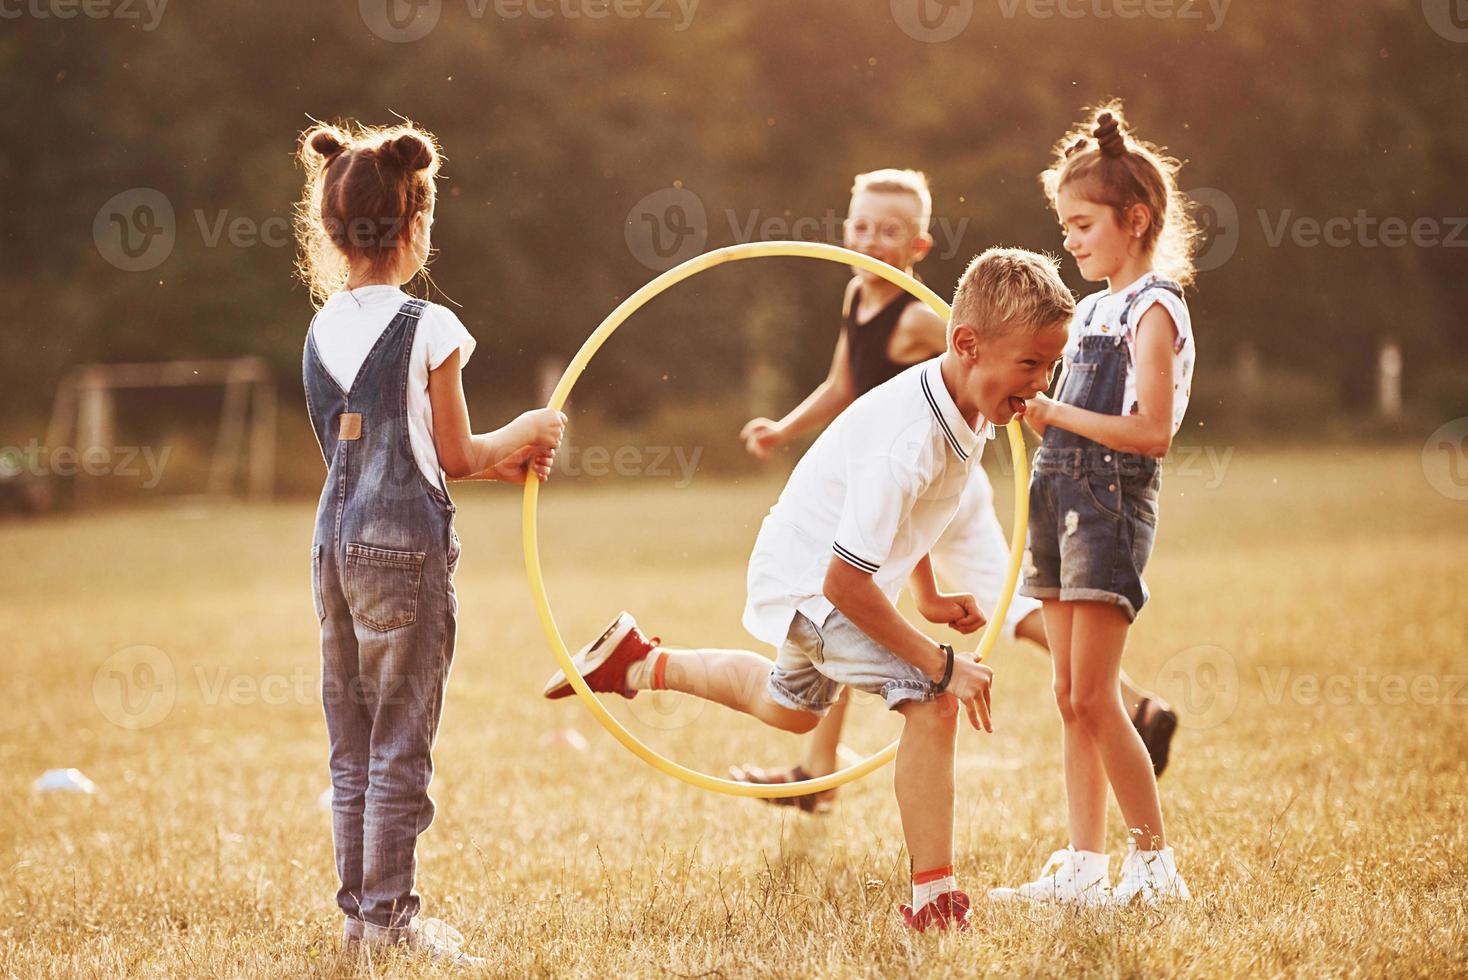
[742, 357, 996, 648]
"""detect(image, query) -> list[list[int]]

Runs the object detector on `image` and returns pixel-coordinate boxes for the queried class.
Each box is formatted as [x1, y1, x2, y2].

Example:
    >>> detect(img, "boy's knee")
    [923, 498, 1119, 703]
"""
[764, 700, 822, 734]
[787, 710, 822, 735]
[902, 694, 959, 730]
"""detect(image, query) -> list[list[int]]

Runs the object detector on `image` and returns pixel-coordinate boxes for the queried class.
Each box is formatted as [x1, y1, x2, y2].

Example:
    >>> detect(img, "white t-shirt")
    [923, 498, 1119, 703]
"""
[309, 285, 477, 489]
[1066, 272, 1195, 435]
[742, 357, 995, 648]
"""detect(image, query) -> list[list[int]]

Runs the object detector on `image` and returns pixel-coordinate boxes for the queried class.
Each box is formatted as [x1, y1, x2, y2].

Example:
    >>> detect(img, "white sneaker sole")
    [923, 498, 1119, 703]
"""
[541, 612, 636, 697]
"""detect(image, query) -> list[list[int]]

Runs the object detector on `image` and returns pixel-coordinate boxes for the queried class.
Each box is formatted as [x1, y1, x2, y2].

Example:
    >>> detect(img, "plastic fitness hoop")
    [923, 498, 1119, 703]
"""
[523, 241, 1030, 797]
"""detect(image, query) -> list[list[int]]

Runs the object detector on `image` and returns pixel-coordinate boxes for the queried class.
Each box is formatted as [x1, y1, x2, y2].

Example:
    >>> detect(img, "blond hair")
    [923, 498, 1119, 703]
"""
[1040, 100, 1200, 287]
[949, 247, 1075, 342]
[851, 168, 932, 234]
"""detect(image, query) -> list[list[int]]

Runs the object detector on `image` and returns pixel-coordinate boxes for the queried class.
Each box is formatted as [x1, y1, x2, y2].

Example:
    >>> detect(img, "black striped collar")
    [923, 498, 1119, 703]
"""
[920, 358, 992, 461]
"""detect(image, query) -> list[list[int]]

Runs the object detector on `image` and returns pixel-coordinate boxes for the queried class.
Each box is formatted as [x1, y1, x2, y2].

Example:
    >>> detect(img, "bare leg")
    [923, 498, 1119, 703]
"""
[1044, 600, 1110, 854]
[1067, 602, 1166, 849]
[1016, 608, 1153, 717]
[799, 687, 851, 776]
[658, 648, 820, 734]
[894, 695, 960, 871]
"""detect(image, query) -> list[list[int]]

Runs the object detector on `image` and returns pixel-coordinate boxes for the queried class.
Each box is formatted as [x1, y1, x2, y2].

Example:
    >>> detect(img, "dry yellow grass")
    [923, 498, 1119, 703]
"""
[1, 446, 1465, 978]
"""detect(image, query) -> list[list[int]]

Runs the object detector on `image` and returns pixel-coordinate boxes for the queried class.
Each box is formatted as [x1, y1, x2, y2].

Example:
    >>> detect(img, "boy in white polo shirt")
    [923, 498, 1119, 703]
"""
[543, 247, 1074, 932]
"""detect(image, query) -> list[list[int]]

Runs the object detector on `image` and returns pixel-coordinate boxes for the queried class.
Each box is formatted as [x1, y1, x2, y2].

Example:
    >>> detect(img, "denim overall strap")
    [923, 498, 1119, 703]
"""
[1118, 279, 1184, 335]
[1042, 333, 1130, 455]
[1117, 278, 1184, 368]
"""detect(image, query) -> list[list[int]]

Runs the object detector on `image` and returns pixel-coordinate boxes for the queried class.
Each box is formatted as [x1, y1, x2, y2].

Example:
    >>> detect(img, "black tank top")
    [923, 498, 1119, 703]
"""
[844, 286, 920, 395]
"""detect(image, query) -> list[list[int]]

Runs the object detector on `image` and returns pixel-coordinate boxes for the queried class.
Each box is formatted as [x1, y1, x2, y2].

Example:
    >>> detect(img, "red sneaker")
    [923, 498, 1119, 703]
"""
[901, 891, 973, 932]
[542, 612, 659, 700]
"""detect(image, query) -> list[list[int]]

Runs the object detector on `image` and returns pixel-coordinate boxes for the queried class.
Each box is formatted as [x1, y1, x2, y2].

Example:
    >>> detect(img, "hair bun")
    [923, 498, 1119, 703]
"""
[309, 128, 347, 159]
[381, 132, 434, 172]
[1094, 112, 1127, 158]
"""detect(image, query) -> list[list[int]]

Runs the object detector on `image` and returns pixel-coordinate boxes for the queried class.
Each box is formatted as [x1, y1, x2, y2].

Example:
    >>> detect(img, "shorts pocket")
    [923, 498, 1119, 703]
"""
[789, 612, 826, 666]
[1083, 470, 1124, 522]
[344, 543, 426, 632]
[311, 544, 326, 623]
[1129, 488, 1159, 529]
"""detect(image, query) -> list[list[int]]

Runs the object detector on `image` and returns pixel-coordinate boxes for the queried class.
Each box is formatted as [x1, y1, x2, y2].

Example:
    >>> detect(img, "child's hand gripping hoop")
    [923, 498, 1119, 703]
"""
[522, 241, 1030, 797]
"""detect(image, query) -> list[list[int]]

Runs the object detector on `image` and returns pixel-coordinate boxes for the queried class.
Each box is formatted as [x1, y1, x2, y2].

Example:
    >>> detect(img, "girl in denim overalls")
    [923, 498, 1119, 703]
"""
[991, 104, 1200, 907]
[294, 120, 564, 964]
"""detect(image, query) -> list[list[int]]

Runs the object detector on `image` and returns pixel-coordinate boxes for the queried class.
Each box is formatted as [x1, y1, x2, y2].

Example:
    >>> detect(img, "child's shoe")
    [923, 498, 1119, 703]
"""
[1111, 842, 1191, 905]
[987, 847, 1111, 906]
[542, 612, 659, 700]
[1131, 697, 1180, 777]
[729, 763, 837, 815]
[362, 917, 484, 968]
[901, 890, 972, 932]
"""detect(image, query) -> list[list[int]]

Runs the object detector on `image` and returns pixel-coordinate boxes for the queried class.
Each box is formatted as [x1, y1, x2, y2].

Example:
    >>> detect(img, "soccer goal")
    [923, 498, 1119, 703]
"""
[43, 357, 276, 507]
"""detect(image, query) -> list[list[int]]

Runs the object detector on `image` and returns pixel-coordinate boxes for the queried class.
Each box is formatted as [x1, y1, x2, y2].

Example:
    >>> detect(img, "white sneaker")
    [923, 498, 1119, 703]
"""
[363, 917, 485, 968]
[988, 847, 1112, 906]
[1112, 842, 1191, 905]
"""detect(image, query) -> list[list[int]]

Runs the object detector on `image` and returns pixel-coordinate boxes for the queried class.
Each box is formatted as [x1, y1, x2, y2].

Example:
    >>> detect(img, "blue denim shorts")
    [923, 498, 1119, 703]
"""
[767, 609, 941, 713]
[1020, 446, 1161, 622]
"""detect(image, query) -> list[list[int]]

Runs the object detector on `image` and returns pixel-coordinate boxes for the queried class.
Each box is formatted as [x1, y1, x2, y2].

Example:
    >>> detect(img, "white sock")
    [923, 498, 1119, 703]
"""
[622, 648, 666, 691]
[912, 872, 957, 912]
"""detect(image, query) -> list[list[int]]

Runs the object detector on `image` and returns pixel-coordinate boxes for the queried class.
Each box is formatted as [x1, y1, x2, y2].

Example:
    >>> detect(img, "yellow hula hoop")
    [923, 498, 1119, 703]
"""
[523, 241, 1030, 798]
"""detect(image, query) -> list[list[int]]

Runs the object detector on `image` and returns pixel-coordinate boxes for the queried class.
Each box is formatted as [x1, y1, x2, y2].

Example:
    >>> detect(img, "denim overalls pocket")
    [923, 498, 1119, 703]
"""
[344, 543, 427, 632]
[311, 544, 326, 623]
[1054, 360, 1097, 407]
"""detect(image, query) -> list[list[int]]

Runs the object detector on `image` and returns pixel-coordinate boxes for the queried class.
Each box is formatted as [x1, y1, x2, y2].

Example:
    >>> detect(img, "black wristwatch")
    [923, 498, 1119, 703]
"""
[936, 643, 956, 692]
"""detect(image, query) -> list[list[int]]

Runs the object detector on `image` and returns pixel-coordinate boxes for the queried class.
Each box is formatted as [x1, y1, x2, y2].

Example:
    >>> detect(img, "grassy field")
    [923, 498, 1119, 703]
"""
[1, 445, 1465, 978]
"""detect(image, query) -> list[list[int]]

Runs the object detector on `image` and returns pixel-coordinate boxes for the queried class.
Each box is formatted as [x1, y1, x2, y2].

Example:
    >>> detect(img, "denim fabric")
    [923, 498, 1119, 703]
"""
[304, 298, 460, 929]
[767, 609, 941, 713]
[1021, 326, 1162, 622]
